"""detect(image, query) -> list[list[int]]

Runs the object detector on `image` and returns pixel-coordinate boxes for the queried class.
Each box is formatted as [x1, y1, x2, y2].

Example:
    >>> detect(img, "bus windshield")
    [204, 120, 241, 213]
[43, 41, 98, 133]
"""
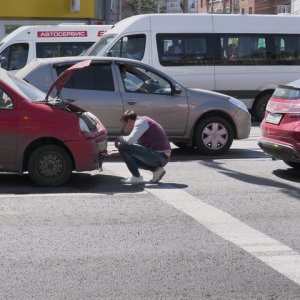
[88, 34, 117, 56]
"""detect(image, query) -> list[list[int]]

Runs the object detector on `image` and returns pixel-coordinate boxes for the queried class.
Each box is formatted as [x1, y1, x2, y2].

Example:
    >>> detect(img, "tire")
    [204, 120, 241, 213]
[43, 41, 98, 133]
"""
[284, 161, 300, 169]
[194, 117, 233, 155]
[252, 93, 272, 122]
[28, 145, 72, 187]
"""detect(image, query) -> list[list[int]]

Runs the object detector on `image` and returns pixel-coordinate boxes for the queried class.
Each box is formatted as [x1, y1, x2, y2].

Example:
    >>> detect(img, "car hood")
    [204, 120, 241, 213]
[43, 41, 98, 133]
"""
[187, 87, 231, 100]
[45, 59, 91, 101]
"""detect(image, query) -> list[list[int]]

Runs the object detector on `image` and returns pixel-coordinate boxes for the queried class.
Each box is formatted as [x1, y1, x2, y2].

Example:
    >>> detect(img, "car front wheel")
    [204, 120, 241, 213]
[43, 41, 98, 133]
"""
[194, 117, 233, 155]
[28, 145, 72, 187]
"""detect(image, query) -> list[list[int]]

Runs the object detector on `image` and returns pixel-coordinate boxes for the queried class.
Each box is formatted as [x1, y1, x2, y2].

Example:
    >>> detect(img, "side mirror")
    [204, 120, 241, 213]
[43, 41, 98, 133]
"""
[172, 83, 182, 95]
[106, 50, 113, 57]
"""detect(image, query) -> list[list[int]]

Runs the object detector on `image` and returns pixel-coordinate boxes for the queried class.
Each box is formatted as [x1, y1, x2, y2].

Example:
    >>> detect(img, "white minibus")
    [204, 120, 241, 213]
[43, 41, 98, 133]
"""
[86, 13, 300, 121]
[0, 23, 111, 72]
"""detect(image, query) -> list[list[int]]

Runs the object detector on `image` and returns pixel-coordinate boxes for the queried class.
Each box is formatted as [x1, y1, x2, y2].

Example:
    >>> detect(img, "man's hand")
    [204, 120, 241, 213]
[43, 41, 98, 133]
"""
[114, 138, 120, 149]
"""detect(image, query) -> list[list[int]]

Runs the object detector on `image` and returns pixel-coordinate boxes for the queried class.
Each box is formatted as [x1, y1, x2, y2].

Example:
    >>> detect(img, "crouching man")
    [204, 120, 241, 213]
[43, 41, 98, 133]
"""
[115, 110, 171, 184]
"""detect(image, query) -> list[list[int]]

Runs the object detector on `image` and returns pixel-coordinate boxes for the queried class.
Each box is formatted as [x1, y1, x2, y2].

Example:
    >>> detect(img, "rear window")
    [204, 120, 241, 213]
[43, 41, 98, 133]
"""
[56, 63, 115, 91]
[273, 86, 300, 100]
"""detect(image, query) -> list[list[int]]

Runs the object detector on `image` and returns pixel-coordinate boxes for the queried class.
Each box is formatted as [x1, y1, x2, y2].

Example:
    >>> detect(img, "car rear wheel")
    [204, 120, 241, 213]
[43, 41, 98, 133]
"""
[284, 161, 300, 169]
[28, 145, 72, 187]
[194, 117, 233, 155]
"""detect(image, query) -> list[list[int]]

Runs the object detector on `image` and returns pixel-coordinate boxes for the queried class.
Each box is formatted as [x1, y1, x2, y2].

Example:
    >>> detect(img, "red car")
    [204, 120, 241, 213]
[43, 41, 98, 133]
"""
[258, 80, 300, 169]
[0, 60, 107, 186]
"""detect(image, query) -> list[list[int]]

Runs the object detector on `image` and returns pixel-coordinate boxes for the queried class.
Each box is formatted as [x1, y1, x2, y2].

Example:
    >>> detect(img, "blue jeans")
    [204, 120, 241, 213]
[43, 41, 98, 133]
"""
[117, 143, 169, 177]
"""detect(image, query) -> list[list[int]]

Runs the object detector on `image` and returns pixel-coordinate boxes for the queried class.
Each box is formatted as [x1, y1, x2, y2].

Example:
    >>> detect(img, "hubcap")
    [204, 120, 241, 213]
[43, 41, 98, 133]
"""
[202, 123, 228, 150]
[38, 153, 63, 178]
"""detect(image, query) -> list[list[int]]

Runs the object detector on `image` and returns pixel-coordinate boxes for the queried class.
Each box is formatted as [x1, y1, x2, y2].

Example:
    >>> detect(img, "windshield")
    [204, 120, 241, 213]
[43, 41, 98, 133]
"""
[10, 74, 46, 101]
[88, 34, 117, 56]
[273, 86, 300, 100]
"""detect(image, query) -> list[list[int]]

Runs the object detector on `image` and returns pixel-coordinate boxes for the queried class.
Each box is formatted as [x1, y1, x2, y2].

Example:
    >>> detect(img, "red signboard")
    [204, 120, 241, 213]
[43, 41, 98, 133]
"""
[37, 31, 88, 38]
[97, 31, 105, 37]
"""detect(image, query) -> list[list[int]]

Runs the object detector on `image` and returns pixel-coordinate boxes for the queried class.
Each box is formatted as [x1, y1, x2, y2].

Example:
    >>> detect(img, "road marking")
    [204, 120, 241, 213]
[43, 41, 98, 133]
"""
[107, 163, 300, 286]
[0, 191, 146, 198]
[149, 187, 300, 285]
[1, 163, 299, 285]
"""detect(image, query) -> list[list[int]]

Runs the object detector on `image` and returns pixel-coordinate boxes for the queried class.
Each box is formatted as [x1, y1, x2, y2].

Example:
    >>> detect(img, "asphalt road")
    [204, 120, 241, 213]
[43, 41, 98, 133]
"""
[0, 123, 300, 299]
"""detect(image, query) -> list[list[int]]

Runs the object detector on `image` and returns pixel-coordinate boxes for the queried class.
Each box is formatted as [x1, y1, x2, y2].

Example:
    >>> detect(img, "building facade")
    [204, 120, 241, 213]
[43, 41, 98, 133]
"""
[198, 0, 291, 14]
[291, 0, 300, 14]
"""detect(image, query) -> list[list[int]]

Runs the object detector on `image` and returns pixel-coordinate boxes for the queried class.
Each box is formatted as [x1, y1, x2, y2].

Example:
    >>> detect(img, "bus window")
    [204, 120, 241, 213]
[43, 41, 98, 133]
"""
[0, 43, 29, 70]
[109, 34, 146, 60]
[157, 34, 211, 66]
[221, 35, 268, 64]
[36, 42, 94, 58]
[274, 36, 300, 63]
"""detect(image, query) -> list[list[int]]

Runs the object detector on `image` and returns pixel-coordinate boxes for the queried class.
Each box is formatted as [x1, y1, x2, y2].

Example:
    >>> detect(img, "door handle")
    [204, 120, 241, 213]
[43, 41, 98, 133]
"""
[126, 101, 138, 105]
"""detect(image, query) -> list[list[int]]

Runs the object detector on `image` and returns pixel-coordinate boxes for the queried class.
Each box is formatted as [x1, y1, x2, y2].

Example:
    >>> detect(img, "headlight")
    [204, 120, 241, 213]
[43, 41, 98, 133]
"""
[229, 97, 248, 112]
[79, 117, 90, 133]
[85, 111, 101, 123]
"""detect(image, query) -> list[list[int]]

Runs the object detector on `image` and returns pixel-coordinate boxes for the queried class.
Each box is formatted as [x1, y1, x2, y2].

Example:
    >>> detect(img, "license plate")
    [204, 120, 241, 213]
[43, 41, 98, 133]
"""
[266, 113, 282, 125]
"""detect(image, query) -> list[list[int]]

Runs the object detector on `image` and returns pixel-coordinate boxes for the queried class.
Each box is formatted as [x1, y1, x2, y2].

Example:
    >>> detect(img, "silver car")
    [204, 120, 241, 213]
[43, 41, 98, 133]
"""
[17, 56, 251, 155]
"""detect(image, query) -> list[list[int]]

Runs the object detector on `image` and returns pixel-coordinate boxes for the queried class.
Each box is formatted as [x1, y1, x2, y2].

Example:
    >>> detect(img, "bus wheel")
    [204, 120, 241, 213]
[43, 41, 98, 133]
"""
[253, 94, 272, 122]
[194, 117, 233, 155]
[28, 145, 72, 187]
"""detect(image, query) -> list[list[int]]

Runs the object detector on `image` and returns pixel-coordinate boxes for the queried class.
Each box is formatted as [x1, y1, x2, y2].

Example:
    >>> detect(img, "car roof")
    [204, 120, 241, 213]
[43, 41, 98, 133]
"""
[27, 56, 146, 67]
[17, 55, 178, 85]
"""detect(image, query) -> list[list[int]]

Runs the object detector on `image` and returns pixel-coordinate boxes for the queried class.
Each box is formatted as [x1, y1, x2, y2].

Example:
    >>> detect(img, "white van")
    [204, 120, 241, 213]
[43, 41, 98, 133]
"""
[0, 24, 111, 72]
[86, 14, 300, 121]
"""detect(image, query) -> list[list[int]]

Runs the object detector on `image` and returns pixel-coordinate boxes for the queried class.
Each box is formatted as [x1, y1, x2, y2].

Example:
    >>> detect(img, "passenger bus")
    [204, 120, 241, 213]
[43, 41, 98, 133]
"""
[86, 13, 300, 121]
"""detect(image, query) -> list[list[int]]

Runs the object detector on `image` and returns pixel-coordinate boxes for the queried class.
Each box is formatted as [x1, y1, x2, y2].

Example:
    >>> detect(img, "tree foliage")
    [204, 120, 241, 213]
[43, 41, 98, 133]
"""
[122, 0, 167, 19]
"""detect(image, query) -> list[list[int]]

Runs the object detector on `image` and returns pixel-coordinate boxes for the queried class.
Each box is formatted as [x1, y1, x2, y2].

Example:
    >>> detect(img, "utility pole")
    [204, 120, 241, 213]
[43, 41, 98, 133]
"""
[180, 0, 189, 13]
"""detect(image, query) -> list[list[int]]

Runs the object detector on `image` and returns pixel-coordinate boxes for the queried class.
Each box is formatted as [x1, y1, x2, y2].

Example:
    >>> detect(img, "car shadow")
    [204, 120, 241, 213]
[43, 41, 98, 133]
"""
[104, 147, 267, 163]
[273, 168, 300, 183]
[169, 147, 267, 161]
[201, 160, 300, 201]
[0, 172, 187, 195]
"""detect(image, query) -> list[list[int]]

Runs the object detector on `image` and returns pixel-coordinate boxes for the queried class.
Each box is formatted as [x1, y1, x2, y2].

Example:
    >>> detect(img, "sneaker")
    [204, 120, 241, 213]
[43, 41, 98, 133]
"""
[150, 167, 166, 183]
[121, 176, 143, 184]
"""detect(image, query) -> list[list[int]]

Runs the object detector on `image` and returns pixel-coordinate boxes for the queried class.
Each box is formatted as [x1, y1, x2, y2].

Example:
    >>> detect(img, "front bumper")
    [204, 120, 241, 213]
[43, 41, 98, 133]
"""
[258, 139, 300, 162]
[234, 108, 251, 139]
[66, 138, 107, 171]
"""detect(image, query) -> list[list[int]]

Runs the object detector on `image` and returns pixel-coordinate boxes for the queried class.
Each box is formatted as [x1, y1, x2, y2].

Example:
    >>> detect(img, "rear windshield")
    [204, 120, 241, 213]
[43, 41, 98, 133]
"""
[273, 86, 300, 100]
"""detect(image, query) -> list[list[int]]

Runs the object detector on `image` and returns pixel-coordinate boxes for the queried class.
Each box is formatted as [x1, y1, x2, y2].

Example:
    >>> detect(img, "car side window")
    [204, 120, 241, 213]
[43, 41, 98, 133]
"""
[0, 89, 13, 110]
[119, 64, 172, 95]
[56, 64, 115, 91]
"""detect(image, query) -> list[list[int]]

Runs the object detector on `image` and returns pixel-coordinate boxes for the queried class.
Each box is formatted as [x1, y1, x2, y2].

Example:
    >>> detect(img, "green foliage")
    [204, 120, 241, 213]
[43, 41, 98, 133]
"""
[122, 0, 166, 19]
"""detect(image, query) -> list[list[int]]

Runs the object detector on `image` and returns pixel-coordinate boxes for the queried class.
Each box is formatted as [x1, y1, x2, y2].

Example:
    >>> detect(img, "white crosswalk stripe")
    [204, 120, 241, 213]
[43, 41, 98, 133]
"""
[107, 162, 300, 286]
